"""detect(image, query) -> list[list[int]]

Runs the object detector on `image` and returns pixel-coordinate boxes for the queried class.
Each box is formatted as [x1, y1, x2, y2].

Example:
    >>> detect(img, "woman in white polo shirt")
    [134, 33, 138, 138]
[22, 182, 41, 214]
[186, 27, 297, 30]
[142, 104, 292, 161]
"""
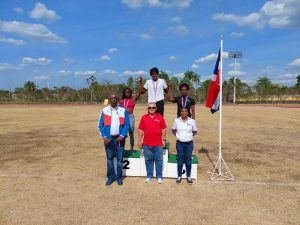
[172, 107, 197, 184]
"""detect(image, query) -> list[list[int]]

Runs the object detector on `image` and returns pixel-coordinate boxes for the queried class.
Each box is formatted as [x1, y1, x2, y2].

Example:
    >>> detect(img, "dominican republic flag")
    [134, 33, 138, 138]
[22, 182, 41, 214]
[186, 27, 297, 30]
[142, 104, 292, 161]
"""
[206, 49, 221, 114]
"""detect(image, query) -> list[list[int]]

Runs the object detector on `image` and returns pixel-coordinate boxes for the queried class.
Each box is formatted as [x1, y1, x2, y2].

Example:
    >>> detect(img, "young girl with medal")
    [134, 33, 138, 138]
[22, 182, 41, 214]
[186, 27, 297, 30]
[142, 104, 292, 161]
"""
[120, 88, 140, 151]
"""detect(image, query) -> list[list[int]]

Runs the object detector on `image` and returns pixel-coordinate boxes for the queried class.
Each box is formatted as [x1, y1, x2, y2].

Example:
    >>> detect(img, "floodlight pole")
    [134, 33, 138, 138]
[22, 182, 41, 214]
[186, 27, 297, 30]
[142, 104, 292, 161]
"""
[228, 52, 242, 104]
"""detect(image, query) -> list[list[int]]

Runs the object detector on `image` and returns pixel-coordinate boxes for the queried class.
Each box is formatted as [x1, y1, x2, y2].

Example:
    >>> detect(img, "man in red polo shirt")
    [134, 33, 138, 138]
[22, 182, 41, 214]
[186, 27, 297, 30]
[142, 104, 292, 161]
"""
[138, 102, 167, 184]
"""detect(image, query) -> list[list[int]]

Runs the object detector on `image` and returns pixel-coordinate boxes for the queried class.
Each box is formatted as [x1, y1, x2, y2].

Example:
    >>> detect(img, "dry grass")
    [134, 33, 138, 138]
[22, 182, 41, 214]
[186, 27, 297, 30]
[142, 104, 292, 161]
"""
[0, 104, 299, 225]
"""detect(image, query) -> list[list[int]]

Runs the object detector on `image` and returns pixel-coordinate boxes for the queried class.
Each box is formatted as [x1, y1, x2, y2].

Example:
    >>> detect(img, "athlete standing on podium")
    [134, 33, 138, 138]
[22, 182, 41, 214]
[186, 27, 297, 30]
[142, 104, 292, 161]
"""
[138, 67, 169, 116]
[120, 88, 140, 152]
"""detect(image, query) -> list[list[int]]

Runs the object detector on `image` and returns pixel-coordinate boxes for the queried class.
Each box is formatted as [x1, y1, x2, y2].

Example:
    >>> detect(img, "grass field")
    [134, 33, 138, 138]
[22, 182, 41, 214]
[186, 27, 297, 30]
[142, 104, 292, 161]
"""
[0, 104, 299, 225]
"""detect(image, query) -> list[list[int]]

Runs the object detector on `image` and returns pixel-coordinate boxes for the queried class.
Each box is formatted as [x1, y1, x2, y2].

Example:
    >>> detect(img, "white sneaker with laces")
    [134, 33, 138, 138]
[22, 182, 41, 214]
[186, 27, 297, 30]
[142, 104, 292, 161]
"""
[157, 178, 163, 184]
[145, 178, 152, 183]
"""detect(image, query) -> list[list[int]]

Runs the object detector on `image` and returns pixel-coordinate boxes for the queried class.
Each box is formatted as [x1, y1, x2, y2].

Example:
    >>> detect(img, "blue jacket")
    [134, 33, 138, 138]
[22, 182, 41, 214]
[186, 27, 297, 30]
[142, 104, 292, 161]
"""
[98, 105, 130, 140]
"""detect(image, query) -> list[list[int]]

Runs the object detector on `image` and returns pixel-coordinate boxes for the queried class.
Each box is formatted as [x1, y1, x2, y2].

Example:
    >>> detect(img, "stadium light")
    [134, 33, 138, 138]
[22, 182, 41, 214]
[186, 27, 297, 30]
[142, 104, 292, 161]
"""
[228, 51, 242, 104]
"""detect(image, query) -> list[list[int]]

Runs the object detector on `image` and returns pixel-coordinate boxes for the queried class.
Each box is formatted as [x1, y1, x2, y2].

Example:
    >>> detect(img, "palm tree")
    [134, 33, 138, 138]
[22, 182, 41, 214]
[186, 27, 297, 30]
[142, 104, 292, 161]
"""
[182, 71, 200, 97]
[23, 81, 37, 100]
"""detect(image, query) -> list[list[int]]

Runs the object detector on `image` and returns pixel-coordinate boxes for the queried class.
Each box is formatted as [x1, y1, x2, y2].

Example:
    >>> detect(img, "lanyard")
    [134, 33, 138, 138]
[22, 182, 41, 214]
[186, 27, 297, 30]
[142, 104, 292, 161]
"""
[181, 96, 189, 107]
[152, 80, 158, 99]
[123, 99, 129, 109]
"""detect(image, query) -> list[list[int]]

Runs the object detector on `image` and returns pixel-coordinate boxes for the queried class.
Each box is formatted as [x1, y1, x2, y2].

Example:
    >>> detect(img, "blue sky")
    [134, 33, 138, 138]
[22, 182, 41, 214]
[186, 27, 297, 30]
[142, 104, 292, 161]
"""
[0, 0, 299, 90]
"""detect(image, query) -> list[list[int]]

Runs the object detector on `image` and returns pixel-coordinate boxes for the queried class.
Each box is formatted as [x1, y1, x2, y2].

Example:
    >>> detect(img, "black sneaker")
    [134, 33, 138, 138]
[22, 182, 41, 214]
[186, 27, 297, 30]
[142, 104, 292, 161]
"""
[176, 177, 182, 184]
[117, 179, 123, 186]
[187, 177, 193, 185]
[106, 179, 114, 186]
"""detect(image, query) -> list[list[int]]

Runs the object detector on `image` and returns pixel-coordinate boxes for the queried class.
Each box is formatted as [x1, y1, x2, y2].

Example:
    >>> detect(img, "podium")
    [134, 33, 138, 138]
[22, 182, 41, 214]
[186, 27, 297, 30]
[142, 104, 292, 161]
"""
[116, 142, 199, 179]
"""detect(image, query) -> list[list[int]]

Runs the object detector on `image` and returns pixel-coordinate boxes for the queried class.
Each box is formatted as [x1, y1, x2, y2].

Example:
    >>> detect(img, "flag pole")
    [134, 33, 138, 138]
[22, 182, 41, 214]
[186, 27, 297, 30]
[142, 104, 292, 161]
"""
[219, 36, 223, 175]
[209, 35, 234, 181]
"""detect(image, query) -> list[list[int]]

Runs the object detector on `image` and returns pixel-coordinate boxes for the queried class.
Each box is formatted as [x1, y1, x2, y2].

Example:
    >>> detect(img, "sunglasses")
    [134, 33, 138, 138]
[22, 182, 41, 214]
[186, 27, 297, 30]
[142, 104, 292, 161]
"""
[148, 107, 156, 109]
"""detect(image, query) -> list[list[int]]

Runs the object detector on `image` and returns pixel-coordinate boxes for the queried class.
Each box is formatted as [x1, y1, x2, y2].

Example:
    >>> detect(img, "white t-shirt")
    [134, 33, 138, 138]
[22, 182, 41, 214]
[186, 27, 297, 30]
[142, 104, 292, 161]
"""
[143, 78, 167, 102]
[110, 107, 120, 135]
[172, 117, 197, 142]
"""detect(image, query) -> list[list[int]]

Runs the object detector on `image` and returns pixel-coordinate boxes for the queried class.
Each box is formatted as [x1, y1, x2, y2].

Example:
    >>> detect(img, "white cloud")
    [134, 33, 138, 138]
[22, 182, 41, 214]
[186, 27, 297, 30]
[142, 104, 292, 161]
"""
[29, 2, 60, 22]
[140, 33, 153, 40]
[33, 75, 49, 81]
[230, 32, 244, 38]
[103, 69, 118, 75]
[262, 66, 273, 74]
[57, 70, 72, 76]
[191, 64, 198, 69]
[122, 0, 144, 9]
[0, 63, 22, 72]
[240, 79, 255, 85]
[64, 58, 74, 64]
[13, 7, 24, 13]
[122, 0, 192, 9]
[122, 70, 147, 77]
[168, 24, 188, 35]
[192, 52, 229, 69]
[288, 58, 300, 67]
[228, 62, 241, 68]
[212, 12, 265, 29]
[227, 70, 246, 76]
[0, 20, 66, 43]
[213, 0, 300, 29]
[74, 70, 96, 77]
[171, 16, 181, 23]
[108, 48, 118, 53]
[123, 70, 134, 76]
[0, 35, 25, 46]
[195, 53, 218, 64]
[223, 52, 229, 59]
[278, 73, 298, 78]
[169, 56, 177, 61]
[168, 16, 188, 35]
[99, 55, 111, 61]
[22, 57, 52, 65]
[261, 0, 300, 28]
[172, 72, 184, 78]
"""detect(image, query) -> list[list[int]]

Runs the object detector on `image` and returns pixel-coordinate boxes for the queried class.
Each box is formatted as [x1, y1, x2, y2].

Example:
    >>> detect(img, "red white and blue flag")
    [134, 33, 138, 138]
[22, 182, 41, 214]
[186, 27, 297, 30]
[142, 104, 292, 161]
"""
[206, 49, 221, 114]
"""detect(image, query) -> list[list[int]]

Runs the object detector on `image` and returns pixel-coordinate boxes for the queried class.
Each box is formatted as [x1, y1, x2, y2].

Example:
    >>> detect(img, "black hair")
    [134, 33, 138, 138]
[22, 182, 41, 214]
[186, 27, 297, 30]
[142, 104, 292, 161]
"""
[180, 107, 188, 112]
[121, 87, 132, 99]
[150, 67, 159, 75]
[179, 83, 190, 90]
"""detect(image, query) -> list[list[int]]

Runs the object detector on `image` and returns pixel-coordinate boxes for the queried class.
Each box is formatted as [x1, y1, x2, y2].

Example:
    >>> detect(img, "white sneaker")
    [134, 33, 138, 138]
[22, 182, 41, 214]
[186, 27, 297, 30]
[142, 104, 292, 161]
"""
[157, 178, 163, 184]
[145, 178, 152, 183]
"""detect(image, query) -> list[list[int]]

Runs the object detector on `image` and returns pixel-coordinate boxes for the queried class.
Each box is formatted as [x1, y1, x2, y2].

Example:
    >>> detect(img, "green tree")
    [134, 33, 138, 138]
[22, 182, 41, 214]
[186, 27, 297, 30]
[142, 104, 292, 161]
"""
[169, 76, 180, 96]
[254, 76, 273, 99]
[296, 74, 300, 87]
[159, 71, 170, 84]
[198, 79, 210, 103]
[127, 77, 134, 90]
[183, 71, 200, 87]
[23, 81, 37, 100]
[181, 71, 200, 98]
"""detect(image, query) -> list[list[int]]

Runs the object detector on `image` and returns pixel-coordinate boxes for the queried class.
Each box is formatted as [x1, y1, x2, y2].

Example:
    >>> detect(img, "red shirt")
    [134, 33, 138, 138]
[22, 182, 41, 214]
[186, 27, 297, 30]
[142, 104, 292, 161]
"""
[138, 113, 167, 146]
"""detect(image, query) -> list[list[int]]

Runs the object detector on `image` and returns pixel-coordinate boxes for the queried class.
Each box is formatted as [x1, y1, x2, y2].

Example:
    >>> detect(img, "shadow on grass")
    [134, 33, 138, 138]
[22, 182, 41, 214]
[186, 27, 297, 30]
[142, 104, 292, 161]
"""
[198, 146, 217, 172]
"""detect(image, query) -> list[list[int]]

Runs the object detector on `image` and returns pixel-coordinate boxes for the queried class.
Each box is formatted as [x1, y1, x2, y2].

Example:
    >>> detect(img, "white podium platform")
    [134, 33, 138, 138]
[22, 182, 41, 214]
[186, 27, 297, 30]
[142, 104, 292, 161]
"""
[115, 142, 199, 179]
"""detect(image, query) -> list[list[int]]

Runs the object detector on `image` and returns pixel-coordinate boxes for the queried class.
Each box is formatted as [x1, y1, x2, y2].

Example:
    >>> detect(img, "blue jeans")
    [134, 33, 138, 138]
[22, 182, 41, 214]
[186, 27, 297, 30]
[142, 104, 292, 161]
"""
[104, 137, 125, 182]
[176, 141, 193, 177]
[143, 145, 163, 179]
[128, 114, 135, 150]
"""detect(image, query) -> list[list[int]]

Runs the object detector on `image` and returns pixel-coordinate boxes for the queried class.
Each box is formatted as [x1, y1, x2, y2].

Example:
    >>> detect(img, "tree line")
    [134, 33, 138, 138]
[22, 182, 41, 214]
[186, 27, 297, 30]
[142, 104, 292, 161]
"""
[1, 72, 300, 104]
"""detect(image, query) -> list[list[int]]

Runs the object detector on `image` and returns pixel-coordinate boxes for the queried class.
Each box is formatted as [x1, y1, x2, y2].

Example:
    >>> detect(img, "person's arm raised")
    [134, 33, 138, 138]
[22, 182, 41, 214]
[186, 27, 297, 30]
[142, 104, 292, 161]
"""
[166, 84, 175, 102]
[138, 76, 146, 94]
